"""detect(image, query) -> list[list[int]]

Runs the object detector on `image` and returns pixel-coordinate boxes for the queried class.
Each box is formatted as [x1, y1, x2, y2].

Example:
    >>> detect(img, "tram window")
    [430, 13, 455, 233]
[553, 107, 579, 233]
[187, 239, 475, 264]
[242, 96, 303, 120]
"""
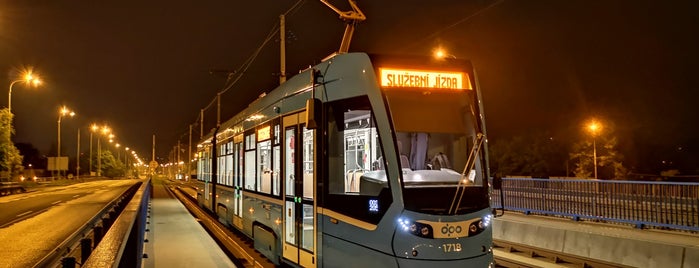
[324, 96, 391, 224]
[198, 150, 210, 182]
[245, 133, 256, 150]
[218, 141, 234, 186]
[302, 127, 314, 199]
[284, 128, 295, 197]
[244, 133, 256, 190]
[257, 140, 272, 194]
[327, 101, 385, 195]
[273, 144, 280, 196]
[273, 124, 280, 144]
[272, 124, 281, 196]
[234, 142, 242, 187]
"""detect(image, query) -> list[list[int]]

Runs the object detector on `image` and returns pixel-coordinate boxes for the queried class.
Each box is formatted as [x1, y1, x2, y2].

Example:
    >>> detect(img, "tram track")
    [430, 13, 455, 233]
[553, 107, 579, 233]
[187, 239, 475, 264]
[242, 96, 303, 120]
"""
[165, 179, 630, 268]
[493, 239, 632, 268]
[162, 180, 275, 268]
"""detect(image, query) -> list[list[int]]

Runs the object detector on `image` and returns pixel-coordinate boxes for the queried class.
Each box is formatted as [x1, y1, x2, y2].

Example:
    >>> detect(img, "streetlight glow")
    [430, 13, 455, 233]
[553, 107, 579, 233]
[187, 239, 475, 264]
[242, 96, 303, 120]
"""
[434, 48, 446, 59]
[432, 47, 455, 60]
[588, 121, 601, 136]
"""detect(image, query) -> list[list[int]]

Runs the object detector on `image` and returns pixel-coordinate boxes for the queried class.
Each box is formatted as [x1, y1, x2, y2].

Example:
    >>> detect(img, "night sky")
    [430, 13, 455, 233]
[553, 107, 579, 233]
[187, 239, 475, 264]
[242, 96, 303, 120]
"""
[1, 1, 697, 173]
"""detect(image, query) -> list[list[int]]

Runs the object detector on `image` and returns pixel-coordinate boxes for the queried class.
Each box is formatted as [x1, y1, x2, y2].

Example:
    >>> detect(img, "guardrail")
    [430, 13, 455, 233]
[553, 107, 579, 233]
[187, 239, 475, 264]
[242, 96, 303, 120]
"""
[491, 178, 699, 232]
[0, 182, 25, 196]
[83, 179, 151, 268]
[32, 181, 143, 268]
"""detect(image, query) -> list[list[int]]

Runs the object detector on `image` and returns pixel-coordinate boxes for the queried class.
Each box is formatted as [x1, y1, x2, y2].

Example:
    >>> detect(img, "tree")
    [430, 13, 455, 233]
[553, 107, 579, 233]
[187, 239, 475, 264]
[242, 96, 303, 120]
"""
[95, 150, 126, 178]
[570, 135, 627, 179]
[489, 131, 566, 177]
[0, 109, 23, 180]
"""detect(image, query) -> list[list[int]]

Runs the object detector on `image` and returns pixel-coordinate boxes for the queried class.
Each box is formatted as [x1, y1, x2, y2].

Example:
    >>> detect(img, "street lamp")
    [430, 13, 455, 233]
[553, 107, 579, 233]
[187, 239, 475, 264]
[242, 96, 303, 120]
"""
[57, 106, 75, 178]
[97, 126, 111, 177]
[115, 143, 121, 162]
[7, 71, 41, 145]
[125, 147, 130, 177]
[8, 70, 41, 115]
[76, 128, 81, 180]
[433, 47, 456, 60]
[90, 124, 99, 175]
[587, 120, 602, 180]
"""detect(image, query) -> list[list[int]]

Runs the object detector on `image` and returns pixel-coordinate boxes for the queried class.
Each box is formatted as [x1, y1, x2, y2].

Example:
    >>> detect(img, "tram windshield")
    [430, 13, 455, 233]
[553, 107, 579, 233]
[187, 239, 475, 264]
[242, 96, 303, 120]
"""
[383, 89, 489, 215]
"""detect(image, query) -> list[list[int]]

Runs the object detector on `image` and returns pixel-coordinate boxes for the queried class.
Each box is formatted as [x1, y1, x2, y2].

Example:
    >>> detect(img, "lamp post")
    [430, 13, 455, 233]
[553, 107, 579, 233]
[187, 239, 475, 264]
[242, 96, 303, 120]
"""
[7, 71, 40, 145]
[587, 120, 602, 180]
[57, 106, 75, 178]
[125, 147, 130, 177]
[115, 143, 121, 164]
[90, 124, 99, 176]
[8, 71, 41, 115]
[76, 128, 80, 180]
[97, 126, 111, 177]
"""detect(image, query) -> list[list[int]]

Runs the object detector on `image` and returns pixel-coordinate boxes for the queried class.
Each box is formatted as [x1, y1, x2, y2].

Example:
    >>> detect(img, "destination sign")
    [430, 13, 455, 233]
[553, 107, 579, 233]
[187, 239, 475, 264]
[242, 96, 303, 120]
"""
[257, 126, 271, 141]
[379, 68, 470, 90]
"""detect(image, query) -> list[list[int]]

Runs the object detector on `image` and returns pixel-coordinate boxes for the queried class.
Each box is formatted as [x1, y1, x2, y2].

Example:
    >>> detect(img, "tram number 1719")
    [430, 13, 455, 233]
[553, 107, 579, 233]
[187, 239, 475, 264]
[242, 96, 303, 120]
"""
[442, 243, 462, 253]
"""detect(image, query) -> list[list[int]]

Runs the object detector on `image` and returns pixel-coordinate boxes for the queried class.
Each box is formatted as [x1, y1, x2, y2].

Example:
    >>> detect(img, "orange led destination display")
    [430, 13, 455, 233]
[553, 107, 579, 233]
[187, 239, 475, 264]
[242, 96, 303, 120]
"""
[379, 68, 470, 90]
[257, 125, 271, 141]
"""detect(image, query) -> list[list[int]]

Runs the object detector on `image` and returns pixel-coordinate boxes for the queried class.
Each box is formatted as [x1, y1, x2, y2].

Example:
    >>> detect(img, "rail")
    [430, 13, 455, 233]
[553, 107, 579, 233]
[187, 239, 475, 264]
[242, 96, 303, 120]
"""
[491, 178, 699, 232]
[82, 179, 151, 268]
[493, 239, 632, 268]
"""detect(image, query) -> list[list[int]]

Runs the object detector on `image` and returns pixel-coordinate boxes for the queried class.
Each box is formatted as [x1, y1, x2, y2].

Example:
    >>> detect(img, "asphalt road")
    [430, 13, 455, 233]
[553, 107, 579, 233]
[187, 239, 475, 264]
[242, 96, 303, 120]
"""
[0, 179, 141, 268]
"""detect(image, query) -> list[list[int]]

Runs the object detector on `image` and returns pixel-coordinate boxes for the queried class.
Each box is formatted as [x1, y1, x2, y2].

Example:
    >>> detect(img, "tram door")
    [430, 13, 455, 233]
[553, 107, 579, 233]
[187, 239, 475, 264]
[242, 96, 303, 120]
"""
[282, 112, 317, 267]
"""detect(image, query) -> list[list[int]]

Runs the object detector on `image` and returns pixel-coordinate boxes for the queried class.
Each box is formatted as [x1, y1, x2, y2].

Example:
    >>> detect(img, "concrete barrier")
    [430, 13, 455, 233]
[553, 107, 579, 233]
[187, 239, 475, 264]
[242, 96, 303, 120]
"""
[493, 214, 699, 268]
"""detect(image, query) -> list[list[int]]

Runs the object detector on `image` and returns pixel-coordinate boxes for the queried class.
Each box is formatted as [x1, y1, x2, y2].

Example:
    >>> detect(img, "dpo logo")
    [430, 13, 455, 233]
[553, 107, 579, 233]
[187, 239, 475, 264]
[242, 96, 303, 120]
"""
[440, 224, 463, 237]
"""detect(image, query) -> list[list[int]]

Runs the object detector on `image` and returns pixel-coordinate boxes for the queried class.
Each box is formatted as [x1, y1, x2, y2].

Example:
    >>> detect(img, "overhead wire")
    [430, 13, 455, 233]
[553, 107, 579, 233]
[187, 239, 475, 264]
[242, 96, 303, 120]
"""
[175, 0, 306, 157]
[402, 0, 505, 52]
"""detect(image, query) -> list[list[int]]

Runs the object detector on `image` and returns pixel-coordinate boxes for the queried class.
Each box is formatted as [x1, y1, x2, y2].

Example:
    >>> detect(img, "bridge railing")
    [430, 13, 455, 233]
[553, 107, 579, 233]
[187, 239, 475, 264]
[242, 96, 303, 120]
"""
[491, 178, 699, 232]
[82, 179, 151, 268]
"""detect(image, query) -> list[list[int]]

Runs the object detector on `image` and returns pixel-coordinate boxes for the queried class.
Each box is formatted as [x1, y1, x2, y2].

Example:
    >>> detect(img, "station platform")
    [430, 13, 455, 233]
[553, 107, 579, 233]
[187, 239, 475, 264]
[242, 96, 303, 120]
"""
[493, 213, 699, 268]
[141, 179, 237, 268]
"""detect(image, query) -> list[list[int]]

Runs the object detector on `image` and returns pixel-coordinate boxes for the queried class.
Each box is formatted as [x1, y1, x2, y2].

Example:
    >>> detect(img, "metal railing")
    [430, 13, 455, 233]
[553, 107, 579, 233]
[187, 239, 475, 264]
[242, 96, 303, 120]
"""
[33, 181, 143, 268]
[83, 179, 151, 268]
[491, 178, 699, 232]
[0, 182, 25, 195]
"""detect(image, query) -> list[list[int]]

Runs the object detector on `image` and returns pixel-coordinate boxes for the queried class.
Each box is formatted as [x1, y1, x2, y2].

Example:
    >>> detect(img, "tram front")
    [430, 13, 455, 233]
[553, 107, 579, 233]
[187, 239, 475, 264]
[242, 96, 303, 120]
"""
[365, 58, 494, 267]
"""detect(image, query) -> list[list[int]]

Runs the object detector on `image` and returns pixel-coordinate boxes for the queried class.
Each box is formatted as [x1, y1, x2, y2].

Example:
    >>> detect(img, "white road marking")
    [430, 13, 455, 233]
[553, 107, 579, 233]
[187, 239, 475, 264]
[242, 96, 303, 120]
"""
[51, 200, 62, 205]
[16, 211, 33, 218]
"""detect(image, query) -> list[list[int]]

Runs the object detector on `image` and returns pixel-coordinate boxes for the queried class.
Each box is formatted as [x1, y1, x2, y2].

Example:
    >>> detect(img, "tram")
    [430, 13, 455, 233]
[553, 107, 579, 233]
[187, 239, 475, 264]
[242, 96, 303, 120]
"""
[193, 51, 494, 267]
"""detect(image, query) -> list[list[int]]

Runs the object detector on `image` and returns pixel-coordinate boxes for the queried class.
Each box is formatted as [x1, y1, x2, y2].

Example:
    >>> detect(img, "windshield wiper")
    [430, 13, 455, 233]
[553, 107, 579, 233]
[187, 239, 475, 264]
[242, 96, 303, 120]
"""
[447, 133, 485, 215]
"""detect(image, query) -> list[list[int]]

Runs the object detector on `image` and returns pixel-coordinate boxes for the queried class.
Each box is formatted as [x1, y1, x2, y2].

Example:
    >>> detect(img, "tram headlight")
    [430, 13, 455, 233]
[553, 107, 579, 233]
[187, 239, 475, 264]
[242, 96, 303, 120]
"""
[469, 215, 493, 236]
[397, 217, 433, 239]
[481, 214, 492, 228]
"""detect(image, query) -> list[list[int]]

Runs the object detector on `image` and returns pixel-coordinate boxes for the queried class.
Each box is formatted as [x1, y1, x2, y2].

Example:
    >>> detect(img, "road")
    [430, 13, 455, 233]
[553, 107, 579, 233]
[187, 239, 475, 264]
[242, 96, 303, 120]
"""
[0, 179, 140, 268]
